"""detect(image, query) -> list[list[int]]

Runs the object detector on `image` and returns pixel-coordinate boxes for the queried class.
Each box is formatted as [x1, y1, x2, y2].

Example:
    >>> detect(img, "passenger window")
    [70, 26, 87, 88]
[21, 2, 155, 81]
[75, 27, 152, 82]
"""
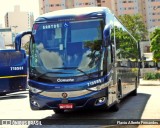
[107, 45, 112, 65]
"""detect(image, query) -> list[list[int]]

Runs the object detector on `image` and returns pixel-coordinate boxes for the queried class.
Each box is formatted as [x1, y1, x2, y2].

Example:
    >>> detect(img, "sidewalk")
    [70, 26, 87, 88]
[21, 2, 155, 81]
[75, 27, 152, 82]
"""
[140, 78, 160, 86]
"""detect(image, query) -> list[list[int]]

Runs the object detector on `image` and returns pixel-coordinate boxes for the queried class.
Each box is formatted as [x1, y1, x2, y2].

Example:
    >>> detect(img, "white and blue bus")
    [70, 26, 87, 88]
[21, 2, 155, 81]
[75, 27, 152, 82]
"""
[15, 7, 140, 113]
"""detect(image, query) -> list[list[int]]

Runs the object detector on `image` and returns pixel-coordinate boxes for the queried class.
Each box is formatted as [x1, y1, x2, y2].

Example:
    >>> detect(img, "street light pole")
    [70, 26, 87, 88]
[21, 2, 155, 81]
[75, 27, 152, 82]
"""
[11, 26, 18, 48]
[12, 25, 18, 35]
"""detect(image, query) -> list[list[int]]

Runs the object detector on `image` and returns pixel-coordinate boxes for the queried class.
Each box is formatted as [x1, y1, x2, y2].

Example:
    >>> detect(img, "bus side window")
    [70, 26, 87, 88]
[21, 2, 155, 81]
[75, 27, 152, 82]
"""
[107, 45, 113, 71]
[107, 45, 112, 64]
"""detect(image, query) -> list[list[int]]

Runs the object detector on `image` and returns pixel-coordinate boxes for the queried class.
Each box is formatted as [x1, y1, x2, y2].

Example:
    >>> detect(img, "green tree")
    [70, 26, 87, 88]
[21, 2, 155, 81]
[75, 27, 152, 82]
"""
[22, 41, 29, 55]
[118, 14, 148, 41]
[114, 27, 138, 60]
[150, 28, 160, 62]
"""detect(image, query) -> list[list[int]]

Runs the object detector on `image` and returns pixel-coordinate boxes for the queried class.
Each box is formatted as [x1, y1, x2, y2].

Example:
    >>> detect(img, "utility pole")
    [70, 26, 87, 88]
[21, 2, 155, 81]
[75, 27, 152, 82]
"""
[11, 26, 18, 48]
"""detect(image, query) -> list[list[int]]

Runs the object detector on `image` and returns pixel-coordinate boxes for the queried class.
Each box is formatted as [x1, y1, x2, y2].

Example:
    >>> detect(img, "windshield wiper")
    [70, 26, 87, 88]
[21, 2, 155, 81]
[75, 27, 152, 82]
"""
[53, 67, 92, 78]
[33, 71, 72, 80]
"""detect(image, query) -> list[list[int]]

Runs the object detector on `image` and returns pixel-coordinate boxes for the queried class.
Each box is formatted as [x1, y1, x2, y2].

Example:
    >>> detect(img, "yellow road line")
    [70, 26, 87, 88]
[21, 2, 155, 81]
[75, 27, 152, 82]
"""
[0, 75, 27, 79]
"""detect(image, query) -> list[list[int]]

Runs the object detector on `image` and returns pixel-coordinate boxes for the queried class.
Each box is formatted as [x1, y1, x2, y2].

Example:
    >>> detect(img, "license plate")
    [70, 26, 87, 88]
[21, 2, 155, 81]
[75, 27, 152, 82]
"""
[59, 103, 74, 109]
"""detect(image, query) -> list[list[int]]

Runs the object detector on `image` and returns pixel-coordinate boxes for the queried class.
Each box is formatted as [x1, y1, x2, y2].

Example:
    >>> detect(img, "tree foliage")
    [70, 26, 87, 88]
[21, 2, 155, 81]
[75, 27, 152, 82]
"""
[150, 28, 160, 62]
[114, 27, 138, 60]
[118, 14, 148, 41]
[22, 41, 29, 55]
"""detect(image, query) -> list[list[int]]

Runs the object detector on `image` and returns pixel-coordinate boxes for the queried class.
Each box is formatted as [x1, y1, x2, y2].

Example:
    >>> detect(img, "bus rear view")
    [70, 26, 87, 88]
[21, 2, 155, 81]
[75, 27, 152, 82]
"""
[15, 7, 139, 113]
[0, 49, 27, 96]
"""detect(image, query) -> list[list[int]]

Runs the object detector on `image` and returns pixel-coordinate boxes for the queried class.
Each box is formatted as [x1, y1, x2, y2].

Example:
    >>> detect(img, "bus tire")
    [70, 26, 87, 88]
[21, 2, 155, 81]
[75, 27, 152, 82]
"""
[53, 109, 64, 114]
[130, 89, 137, 96]
[110, 102, 119, 112]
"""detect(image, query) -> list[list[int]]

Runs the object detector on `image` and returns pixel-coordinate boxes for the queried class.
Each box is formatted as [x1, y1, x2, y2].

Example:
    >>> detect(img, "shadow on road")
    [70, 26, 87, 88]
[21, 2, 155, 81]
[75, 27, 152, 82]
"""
[0, 91, 28, 100]
[28, 93, 150, 128]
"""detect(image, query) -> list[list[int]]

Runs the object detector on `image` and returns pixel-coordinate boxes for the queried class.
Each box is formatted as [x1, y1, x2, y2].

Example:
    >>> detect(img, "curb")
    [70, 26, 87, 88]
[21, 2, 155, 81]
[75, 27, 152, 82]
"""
[140, 84, 160, 86]
[139, 78, 160, 86]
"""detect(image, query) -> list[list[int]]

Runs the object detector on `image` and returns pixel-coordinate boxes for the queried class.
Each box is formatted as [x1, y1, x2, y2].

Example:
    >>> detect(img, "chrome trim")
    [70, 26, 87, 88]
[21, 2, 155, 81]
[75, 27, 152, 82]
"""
[40, 80, 111, 98]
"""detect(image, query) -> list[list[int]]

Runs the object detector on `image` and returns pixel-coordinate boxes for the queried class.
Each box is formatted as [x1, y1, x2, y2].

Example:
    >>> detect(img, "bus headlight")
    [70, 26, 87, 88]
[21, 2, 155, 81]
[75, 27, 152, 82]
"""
[29, 86, 42, 93]
[88, 85, 101, 91]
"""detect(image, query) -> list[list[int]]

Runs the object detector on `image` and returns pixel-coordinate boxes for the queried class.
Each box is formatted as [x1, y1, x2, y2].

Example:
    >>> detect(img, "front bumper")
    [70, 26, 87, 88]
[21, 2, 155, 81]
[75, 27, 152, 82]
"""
[29, 88, 108, 110]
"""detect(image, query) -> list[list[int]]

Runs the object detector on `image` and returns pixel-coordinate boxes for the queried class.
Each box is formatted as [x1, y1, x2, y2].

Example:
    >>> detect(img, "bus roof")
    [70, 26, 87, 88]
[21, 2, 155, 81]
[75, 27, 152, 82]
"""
[35, 7, 111, 22]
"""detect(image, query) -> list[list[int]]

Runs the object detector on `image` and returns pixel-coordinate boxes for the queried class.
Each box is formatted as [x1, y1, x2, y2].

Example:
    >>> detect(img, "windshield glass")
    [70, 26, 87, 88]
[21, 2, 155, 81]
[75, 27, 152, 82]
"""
[30, 19, 104, 80]
[0, 51, 25, 67]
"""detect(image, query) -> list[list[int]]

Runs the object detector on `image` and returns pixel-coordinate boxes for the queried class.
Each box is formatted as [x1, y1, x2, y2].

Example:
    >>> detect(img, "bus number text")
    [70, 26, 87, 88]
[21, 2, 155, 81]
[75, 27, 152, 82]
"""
[87, 79, 102, 87]
[10, 67, 24, 71]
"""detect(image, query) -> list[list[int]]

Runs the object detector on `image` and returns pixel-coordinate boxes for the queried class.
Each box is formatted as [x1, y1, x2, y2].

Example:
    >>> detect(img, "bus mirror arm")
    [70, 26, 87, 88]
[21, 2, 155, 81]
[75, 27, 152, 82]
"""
[15, 31, 32, 51]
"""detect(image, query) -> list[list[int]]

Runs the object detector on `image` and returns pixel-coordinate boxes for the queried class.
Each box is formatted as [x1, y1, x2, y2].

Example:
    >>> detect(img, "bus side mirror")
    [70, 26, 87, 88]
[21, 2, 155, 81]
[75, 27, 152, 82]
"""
[15, 31, 32, 51]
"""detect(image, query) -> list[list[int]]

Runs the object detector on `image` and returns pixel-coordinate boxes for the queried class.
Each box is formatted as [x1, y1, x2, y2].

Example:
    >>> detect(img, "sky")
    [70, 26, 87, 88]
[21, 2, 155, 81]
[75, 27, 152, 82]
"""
[0, 0, 40, 27]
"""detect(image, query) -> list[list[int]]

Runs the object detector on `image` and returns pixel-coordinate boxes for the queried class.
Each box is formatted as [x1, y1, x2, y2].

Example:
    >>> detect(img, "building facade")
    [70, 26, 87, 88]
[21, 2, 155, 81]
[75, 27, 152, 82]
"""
[4, 5, 34, 47]
[0, 34, 5, 49]
[5, 5, 34, 33]
[39, 0, 160, 30]
[39, 0, 107, 14]
[106, 0, 160, 30]
[143, 0, 160, 29]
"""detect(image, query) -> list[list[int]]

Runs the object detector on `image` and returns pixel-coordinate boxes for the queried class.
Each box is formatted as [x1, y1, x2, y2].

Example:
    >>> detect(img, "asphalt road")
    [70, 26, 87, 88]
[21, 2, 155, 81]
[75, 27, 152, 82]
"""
[0, 85, 160, 128]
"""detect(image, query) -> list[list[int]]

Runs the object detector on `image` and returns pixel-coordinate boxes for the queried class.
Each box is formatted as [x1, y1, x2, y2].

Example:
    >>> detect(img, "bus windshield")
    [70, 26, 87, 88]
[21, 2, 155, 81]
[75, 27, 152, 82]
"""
[30, 19, 104, 80]
[0, 51, 25, 67]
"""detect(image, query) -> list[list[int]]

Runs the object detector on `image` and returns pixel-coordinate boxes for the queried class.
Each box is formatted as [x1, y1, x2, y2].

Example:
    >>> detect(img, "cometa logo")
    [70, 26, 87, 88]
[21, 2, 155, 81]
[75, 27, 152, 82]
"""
[57, 78, 74, 82]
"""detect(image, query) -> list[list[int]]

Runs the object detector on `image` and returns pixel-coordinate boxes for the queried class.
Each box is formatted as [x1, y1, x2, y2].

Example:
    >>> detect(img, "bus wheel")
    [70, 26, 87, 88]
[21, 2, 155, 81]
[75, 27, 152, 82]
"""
[130, 89, 137, 96]
[53, 109, 64, 114]
[110, 102, 119, 112]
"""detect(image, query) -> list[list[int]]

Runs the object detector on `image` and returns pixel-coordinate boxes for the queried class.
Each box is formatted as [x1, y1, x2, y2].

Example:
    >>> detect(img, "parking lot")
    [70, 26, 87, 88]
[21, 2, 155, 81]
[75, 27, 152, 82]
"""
[0, 85, 160, 128]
